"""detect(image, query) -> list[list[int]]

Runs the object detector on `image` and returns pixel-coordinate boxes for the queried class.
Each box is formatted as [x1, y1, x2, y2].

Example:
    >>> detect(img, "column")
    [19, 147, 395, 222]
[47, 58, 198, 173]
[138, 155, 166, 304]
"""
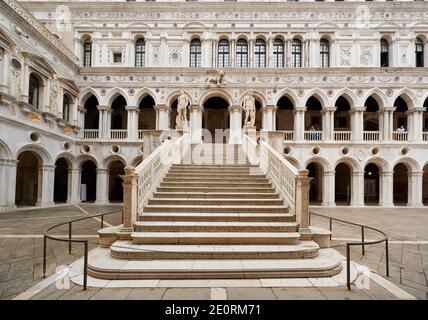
[261, 105, 277, 131]
[408, 171, 423, 207]
[155, 104, 171, 130]
[380, 171, 394, 207]
[120, 167, 138, 235]
[126, 106, 139, 139]
[230, 38, 236, 68]
[267, 35, 274, 68]
[4, 160, 17, 208]
[248, 38, 254, 68]
[190, 105, 203, 143]
[350, 107, 365, 142]
[228, 105, 242, 144]
[0, 49, 9, 93]
[407, 108, 424, 142]
[95, 168, 109, 204]
[295, 170, 311, 230]
[97, 106, 111, 139]
[379, 107, 394, 141]
[68, 168, 80, 203]
[321, 107, 335, 141]
[294, 107, 305, 141]
[37, 165, 55, 206]
[322, 170, 336, 207]
[351, 171, 365, 207]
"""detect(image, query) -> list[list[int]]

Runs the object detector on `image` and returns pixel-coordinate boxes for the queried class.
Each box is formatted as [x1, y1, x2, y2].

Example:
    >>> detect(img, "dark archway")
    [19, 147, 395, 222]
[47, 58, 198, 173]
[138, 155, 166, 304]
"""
[364, 163, 380, 205]
[393, 163, 408, 205]
[108, 161, 125, 202]
[306, 162, 323, 204]
[138, 95, 156, 130]
[54, 158, 69, 203]
[305, 96, 322, 130]
[111, 95, 127, 129]
[423, 98, 428, 136]
[81, 160, 96, 202]
[393, 96, 408, 132]
[84, 95, 99, 129]
[363, 97, 380, 131]
[15, 151, 40, 206]
[334, 96, 351, 131]
[276, 96, 294, 131]
[203, 97, 230, 142]
[335, 163, 351, 205]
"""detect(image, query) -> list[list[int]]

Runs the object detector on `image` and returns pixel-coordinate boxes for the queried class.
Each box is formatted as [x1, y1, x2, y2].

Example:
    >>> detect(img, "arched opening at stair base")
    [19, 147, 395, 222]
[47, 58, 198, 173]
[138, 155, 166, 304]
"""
[306, 162, 323, 204]
[80, 160, 97, 202]
[203, 97, 230, 143]
[15, 151, 41, 206]
[364, 163, 380, 205]
[393, 163, 408, 206]
[423, 164, 428, 206]
[108, 161, 125, 202]
[335, 163, 351, 205]
[54, 158, 69, 203]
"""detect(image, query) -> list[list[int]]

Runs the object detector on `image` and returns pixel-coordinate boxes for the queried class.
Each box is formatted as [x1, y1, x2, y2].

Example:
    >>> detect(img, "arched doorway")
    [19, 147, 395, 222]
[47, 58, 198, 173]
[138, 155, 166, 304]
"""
[393, 163, 408, 205]
[306, 162, 323, 204]
[108, 161, 125, 202]
[363, 97, 380, 131]
[334, 96, 351, 135]
[138, 95, 156, 130]
[364, 163, 380, 205]
[111, 95, 127, 130]
[305, 96, 322, 131]
[203, 97, 229, 142]
[15, 151, 40, 206]
[84, 95, 99, 129]
[54, 158, 69, 203]
[423, 164, 428, 206]
[393, 97, 408, 132]
[81, 160, 97, 202]
[276, 96, 294, 131]
[335, 163, 351, 205]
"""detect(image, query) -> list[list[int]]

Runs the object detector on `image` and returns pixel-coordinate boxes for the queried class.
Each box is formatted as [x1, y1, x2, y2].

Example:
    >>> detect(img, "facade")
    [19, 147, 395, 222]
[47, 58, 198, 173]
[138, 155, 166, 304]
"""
[1, 0, 428, 210]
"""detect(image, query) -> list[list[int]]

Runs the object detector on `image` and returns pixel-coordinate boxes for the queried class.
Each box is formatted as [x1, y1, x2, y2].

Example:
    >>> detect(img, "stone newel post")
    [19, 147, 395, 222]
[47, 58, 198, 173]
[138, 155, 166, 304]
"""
[121, 166, 138, 234]
[295, 169, 311, 230]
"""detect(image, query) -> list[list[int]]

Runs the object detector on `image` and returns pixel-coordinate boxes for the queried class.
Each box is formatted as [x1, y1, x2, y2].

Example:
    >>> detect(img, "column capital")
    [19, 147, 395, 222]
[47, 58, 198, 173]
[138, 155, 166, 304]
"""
[379, 106, 395, 113]
[294, 106, 306, 113]
[380, 171, 394, 177]
[261, 105, 278, 112]
[350, 106, 366, 113]
[189, 105, 203, 112]
[125, 106, 139, 112]
[154, 104, 171, 112]
[97, 105, 111, 112]
[323, 170, 336, 176]
[96, 168, 109, 174]
[352, 170, 365, 176]
[406, 107, 425, 114]
[228, 104, 242, 113]
[321, 107, 336, 114]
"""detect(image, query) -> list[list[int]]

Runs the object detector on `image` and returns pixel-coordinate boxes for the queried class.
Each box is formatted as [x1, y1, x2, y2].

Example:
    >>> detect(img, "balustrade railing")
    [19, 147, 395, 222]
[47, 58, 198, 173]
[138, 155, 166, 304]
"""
[423, 132, 428, 141]
[138, 130, 144, 139]
[363, 131, 379, 141]
[83, 129, 99, 139]
[110, 129, 128, 139]
[393, 131, 408, 141]
[334, 131, 351, 141]
[283, 130, 294, 141]
[304, 130, 322, 141]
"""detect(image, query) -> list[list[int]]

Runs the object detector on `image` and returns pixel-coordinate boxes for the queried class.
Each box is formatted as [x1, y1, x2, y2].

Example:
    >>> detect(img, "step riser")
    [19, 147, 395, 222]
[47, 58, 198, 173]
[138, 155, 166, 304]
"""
[160, 183, 273, 187]
[139, 215, 294, 222]
[173, 165, 257, 169]
[134, 225, 297, 233]
[162, 178, 270, 183]
[111, 250, 318, 260]
[156, 187, 276, 193]
[132, 237, 298, 245]
[143, 207, 289, 213]
[153, 193, 280, 199]
[165, 173, 264, 178]
[147, 199, 284, 206]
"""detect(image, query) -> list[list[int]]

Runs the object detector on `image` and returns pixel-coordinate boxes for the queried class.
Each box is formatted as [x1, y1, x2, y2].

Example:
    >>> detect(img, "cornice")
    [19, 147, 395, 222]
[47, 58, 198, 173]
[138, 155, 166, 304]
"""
[1, 0, 78, 66]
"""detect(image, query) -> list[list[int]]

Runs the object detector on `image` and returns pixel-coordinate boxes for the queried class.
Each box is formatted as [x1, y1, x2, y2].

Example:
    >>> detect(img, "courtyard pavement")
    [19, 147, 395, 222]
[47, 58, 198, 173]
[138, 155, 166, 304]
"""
[0, 204, 426, 300]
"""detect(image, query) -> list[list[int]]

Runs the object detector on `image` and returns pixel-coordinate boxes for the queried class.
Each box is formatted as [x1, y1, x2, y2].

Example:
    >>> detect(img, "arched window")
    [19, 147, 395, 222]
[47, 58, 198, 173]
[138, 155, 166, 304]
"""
[28, 74, 40, 108]
[63, 95, 70, 122]
[273, 38, 284, 68]
[83, 39, 92, 67]
[380, 39, 389, 67]
[217, 39, 229, 68]
[190, 38, 201, 67]
[320, 39, 330, 68]
[236, 39, 248, 68]
[416, 37, 424, 67]
[291, 39, 302, 68]
[135, 38, 145, 67]
[254, 39, 266, 68]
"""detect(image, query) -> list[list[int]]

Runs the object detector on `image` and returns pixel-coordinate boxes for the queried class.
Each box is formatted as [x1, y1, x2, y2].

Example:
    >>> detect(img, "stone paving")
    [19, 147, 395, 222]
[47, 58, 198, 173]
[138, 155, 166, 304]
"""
[0, 204, 426, 300]
[310, 206, 428, 300]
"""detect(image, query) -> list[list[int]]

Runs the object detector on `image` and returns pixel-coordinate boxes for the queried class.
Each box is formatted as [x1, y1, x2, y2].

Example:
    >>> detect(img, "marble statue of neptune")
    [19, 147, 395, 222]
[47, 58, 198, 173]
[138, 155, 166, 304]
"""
[176, 87, 189, 130]
[242, 90, 256, 127]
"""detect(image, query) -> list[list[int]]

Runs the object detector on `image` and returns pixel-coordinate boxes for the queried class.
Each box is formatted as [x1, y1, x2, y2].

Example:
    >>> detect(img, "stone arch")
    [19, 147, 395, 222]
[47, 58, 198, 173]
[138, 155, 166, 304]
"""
[333, 89, 357, 110]
[363, 89, 388, 110]
[284, 156, 301, 170]
[102, 154, 128, 170]
[15, 144, 52, 166]
[54, 152, 76, 169]
[239, 90, 267, 108]
[391, 89, 417, 110]
[333, 156, 361, 172]
[135, 88, 159, 106]
[0, 138, 12, 160]
[106, 88, 130, 107]
[392, 157, 420, 173]
[15, 150, 42, 206]
[304, 156, 332, 172]
[77, 154, 99, 169]
[303, 89, 329, 109]
[363, 157, 391, 172]
[199, 88, 233, 107]
[274, 88, 299, 107]
[166, 89, 194, 107]
[131, 155, 144, 167]
[78, 87, 100, 106]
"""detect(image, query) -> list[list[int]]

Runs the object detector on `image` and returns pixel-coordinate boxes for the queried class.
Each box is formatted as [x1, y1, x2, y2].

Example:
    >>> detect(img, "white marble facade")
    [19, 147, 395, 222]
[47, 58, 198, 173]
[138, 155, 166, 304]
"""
[1, 0, 428, 209]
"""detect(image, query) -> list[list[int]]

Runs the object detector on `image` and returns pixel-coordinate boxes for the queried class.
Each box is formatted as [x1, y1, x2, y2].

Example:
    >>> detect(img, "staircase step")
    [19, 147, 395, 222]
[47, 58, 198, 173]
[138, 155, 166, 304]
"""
[153, 192, 280, 199]
[175, 164, 258, 169]
[139, 213, 294, 222]
[131, 232, 300, 245]
[162, 177, 270, 183]
[133, 221, 298, 233]
[110, 240, 319, 259]
[160, 182, 272, 187]
[147, 198, 284, 206]
[143, 205, 289, 213]
[157, 186, 276, 193]
[165, 173, 265, 178]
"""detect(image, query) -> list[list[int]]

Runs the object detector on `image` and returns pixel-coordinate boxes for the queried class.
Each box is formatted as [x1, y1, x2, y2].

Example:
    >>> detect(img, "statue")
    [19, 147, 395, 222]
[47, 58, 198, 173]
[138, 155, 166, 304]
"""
[242, 90, 256, 128]
[175, 87, 189, 131]
[206, 69, 225, 86]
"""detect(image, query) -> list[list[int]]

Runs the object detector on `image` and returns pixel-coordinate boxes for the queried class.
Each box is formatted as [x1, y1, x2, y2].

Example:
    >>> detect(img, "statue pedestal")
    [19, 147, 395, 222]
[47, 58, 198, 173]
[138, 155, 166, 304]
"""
[243, 125, 256, 132]
[175, 125, 189, 132]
